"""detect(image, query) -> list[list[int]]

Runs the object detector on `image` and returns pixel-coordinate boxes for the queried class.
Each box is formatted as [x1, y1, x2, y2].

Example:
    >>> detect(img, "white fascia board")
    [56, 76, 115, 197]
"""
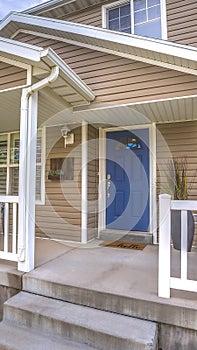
[41, 48, 95, 102]
[1, 13, 197, 65]
[0, 36, 43, 62]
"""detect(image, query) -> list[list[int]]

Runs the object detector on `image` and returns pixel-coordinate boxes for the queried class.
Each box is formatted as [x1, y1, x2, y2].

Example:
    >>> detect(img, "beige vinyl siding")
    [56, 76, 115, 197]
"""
[167, 0, 197, 47]
[36, 125, 82, 242]
[157, 121, 197, 246]
[60, 5, 103, 26]
[35, 0, 108, 25]
[0, 62, 27, 91]
[14, 33, 197, 108]
[87, 125, 99, 241]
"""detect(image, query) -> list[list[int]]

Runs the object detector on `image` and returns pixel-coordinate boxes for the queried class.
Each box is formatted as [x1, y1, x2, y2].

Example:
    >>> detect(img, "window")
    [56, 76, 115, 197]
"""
[0, 129, 45, 204]
[116, 136, 142, 150]
[102, 0, 167, 39]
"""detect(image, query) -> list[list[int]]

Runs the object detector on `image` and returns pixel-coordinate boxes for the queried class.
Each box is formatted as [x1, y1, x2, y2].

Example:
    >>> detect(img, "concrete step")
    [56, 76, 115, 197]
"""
[99, 230, 153, 244]
[22, 246, 197, 333]
[24, 266, 197, 333]
[4, 291, 158, 350]
[0, 321, 96, 350]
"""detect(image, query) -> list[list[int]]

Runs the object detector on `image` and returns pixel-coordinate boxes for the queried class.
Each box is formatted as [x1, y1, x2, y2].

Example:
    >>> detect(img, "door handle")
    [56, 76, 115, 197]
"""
[106, 175, 111, 199]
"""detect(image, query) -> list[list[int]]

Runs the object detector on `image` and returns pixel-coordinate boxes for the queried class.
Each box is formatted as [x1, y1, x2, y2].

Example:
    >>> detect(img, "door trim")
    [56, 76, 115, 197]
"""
[98, 124, 157, 243]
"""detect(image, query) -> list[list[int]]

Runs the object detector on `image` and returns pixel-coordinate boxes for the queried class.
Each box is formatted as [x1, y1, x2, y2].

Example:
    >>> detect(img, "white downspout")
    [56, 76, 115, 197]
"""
[18, 66, 59, 271]
[22, 66, 59, 99]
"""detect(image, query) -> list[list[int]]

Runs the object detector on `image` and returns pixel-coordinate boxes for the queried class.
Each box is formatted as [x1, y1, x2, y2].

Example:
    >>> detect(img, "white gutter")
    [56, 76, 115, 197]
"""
[0, 36, 43, 62]
[41, 49, 95, 102]
[18, 66, 59, 268]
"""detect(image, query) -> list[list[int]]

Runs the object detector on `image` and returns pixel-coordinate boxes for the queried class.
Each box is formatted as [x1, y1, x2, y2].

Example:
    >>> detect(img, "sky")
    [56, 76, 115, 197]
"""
[0, 0, 49, 19]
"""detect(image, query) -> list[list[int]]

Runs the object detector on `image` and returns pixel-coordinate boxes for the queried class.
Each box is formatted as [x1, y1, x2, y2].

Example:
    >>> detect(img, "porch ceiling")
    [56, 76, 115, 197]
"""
[42, 96, 197, 128]
[0, 88, 70, 132]
[129, 96, 197, 124]
[1, 13, 197, 76]
[1, 92, 196, 133]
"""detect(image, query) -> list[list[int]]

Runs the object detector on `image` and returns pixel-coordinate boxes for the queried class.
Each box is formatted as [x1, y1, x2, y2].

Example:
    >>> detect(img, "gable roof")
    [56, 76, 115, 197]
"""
[23, 0, 99, 16]
[0, 31, 196, 128]
[0, 12, 197, 77]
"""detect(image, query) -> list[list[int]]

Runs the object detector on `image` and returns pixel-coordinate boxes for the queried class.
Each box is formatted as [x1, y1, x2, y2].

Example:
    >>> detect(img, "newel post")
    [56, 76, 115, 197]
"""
[158, 194, 171, 298]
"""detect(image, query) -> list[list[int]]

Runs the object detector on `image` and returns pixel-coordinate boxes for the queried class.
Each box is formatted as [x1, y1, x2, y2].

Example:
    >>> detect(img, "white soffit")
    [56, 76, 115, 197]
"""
[0, 87, 71, 132]
[1, 13, 197, 75]
[130, 96, 197, 123]
[2, 88, 196, 132]
[42, 96, 197, 128]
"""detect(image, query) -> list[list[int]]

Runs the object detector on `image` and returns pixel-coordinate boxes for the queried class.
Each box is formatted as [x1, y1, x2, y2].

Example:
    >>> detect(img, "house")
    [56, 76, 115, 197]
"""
[0, 0, 197, 272]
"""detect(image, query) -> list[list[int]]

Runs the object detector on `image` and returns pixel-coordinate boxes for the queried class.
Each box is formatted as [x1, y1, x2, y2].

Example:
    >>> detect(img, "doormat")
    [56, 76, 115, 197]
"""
[100, 241, 147, 250]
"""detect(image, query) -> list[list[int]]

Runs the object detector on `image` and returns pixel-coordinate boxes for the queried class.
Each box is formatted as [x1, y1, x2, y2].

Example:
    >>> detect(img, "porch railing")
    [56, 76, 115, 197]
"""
[158, 194, 197, 298]
[0, 196, 19, 262]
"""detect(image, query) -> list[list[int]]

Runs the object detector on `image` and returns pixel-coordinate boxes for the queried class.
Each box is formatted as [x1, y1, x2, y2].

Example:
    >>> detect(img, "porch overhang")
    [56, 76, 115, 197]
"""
[0, 36, 95, 106]
[0, 36, 95, 131]
[41, 95, 197, 129]
[0, 13, 197, 77]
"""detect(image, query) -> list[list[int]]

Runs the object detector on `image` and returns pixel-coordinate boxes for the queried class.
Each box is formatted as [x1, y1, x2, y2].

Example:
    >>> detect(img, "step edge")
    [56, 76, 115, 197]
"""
[4, 304, 157, 346]
[22, 277, 197, 331]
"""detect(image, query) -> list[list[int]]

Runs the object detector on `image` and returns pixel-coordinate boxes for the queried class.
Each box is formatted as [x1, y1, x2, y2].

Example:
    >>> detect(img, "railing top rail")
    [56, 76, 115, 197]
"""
[0, 196, 19, 203]
[171, 200, 197, 211]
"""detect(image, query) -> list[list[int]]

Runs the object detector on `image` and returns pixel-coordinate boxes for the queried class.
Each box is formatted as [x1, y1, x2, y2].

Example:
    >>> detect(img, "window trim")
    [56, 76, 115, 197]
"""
[102, 0, 167, 40]
[0, 128, 46, 205]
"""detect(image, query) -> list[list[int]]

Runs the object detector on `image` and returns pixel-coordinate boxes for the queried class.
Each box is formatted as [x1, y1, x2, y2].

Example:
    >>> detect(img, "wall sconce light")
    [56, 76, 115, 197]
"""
[61, 125, 74, 148]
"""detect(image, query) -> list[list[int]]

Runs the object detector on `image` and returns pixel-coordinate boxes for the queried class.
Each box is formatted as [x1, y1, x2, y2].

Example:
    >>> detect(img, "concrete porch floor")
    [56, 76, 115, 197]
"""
[33, 238, 197, 301]
[0, 238, 197, 331]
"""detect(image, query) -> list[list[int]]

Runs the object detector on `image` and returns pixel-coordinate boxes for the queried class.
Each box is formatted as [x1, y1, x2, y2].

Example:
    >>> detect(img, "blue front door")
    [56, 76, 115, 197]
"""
[106, 129, 149, 231]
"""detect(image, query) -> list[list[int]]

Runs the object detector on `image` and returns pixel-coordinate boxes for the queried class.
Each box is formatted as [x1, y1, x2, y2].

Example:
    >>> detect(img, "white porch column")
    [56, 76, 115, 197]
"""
[98, 128, 106, 236]
[81, 122, 88, 243]
[18, 91, 38, 272]
[150, 123, 157, 244]
[17, 66, 59, 272]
